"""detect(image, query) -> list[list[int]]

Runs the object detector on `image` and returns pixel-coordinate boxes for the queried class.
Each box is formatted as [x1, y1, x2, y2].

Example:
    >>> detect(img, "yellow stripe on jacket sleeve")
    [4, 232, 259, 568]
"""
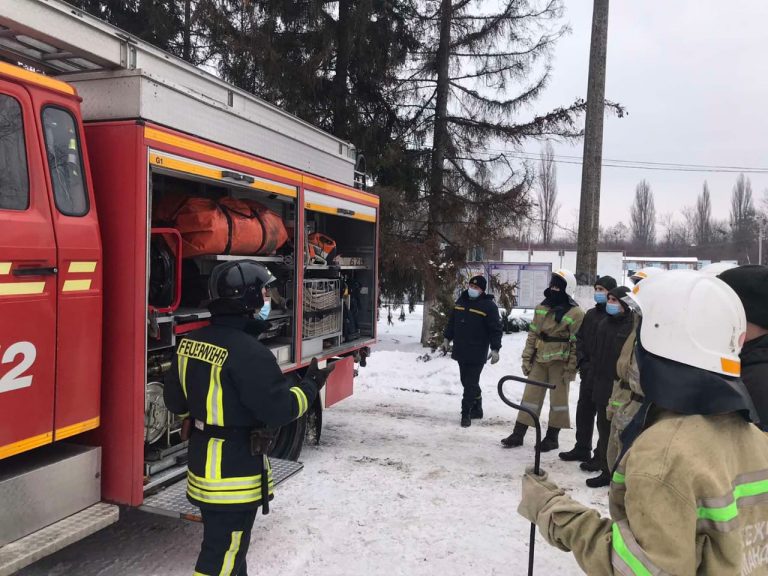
[290, 387, 309, 417]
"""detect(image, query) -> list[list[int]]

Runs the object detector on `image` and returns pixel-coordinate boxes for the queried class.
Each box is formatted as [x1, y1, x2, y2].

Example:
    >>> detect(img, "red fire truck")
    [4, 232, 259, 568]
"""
[0, 1, 378, 571]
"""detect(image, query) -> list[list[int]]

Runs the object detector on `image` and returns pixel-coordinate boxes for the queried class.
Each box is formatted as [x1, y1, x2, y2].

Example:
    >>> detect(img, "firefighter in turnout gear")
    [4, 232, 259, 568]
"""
[604, 267, 664, 468]
[164, 260, 335, 576]
[501, 270, 584, 451]
[441, 275, 503, 428]
[518, 270, 768, 575]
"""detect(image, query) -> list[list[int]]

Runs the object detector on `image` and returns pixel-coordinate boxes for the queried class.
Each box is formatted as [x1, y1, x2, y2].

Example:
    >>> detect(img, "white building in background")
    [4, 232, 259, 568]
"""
[502, 249, 625, 282]
[622, 256, 699, 272]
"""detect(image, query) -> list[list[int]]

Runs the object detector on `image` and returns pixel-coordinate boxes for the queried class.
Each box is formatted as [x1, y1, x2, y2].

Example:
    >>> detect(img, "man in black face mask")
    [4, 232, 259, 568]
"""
[501, 270, 584, 450]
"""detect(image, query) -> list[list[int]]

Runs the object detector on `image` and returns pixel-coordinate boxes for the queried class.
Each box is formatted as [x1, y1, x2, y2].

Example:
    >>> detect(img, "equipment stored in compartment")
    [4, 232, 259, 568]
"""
[154, 195, 289, 257]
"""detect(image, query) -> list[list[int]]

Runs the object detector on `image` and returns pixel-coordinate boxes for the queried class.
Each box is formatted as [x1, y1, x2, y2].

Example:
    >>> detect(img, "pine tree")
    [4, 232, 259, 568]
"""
[392, 0, 621, 343]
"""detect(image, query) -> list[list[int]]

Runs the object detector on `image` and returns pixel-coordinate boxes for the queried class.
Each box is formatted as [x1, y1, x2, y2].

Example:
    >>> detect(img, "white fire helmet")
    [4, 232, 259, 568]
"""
[629, 266, 664, 285]
[552, 269, 577, 298]
[629, 270, 746, 377]
[700, 262, 738, 276]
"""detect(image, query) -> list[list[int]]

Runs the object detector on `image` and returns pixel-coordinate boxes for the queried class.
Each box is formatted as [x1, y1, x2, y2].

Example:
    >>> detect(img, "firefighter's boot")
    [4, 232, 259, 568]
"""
[470, 397, 483, 419]
[461, 414, 471, 427]
[539, 427, 560, 452]
[559, 446, 591, 462]
[501, 423, 527, 447]
[586, 471, 611, 488]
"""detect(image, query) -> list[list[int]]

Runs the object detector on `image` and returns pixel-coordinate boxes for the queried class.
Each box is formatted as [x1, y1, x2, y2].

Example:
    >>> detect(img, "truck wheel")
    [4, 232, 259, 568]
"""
[268, 372, 307, 460]
[268, 413, 307, 461]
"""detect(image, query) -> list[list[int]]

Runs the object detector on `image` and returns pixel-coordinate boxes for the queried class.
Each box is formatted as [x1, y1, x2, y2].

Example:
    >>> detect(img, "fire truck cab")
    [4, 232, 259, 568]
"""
[0, 1, 378, 572]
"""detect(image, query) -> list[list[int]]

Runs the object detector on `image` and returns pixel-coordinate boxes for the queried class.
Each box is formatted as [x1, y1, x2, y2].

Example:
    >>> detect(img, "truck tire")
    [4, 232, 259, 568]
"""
[268, 412, 307, 461]
[267, 373, 308, 461]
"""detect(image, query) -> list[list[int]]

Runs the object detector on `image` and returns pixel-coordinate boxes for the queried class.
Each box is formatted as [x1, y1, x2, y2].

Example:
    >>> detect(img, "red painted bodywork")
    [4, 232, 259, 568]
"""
[0, 78, 58, 455]
[1, 64, 377, 506]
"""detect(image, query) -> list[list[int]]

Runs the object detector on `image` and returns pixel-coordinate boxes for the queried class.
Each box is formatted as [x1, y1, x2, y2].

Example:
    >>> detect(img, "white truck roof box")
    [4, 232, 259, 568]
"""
[0, 0, 357, 185]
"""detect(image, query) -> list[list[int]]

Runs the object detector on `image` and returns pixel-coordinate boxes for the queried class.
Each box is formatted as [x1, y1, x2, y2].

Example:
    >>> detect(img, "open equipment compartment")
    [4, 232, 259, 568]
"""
[142, 155, 299, 485]
[302, 200, 376, 360]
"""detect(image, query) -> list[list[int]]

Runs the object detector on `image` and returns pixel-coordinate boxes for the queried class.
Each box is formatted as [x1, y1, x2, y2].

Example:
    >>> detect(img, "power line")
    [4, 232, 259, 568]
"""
[474, 149, 768, 175]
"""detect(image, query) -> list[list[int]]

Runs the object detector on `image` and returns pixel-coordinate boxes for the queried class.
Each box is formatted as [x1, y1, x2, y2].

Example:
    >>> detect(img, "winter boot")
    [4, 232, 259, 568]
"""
[539, 427, 560, 452]
[461, 413, 471, 427]
[501, 424, 527, 447]
[580, 456, 601, 473]
[558, 446, 592, 462]
[470, 397, 483, 419]
[586, 471, 611, 488]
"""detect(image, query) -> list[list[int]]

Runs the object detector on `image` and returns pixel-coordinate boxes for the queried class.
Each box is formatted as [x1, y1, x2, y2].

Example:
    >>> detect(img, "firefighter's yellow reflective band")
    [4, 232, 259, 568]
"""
[698, 478, 768, 523]
[187, 484, 274, 505]
[536, 309, 547, 315]
[206, 366, 224, 426]
[68, 261, 97, 273]
[454, 306, 465, 311]
[612, 471, 625, 485]
[469, 308, 486, 317]
[62, 279, 92, 291]
[193, 572, 211, 576]
[612, 523, 653, 576]
[206, 439, 224, 479]
[564, 316, 575, 324]
[0, 282, 45, 296]
[178, 338, 228, 367]
[290, 387, 308, 417]
[179, 356, 189, 397]
[189, 471, 263, 490]
[220, 531, 243, 576]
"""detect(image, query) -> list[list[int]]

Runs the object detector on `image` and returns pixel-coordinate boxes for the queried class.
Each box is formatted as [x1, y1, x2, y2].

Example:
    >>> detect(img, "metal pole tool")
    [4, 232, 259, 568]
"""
[497, 375, 556, 576]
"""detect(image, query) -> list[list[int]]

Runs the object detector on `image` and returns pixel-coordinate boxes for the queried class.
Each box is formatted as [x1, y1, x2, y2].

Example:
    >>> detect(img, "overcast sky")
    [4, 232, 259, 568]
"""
[529, 0, 768, 232]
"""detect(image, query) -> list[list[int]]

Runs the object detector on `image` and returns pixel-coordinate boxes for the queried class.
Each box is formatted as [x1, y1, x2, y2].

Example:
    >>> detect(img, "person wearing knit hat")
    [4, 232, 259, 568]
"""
[718, 265, 768, 431]
[558, 275, 618, 464]
[583, 286, 634, 488]
[441, 275, 503, 427]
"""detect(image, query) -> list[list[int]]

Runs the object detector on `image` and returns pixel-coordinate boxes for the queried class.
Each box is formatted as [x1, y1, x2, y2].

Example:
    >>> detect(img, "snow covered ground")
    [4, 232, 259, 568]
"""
[20, 306, 609, 576]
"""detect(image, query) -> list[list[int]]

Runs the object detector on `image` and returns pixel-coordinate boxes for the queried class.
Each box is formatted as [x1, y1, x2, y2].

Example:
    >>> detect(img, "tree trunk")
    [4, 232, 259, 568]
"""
[575, 0, 609, 285]
[333, 0, 353, 139]
[182, 0, 192, 62]
[421, 0, 453, 346]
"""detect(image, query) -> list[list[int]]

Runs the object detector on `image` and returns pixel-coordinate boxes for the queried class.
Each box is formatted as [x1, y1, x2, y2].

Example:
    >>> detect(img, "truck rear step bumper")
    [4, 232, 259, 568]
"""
[140, 458, 304, 521]
[0, 502, 118, 576]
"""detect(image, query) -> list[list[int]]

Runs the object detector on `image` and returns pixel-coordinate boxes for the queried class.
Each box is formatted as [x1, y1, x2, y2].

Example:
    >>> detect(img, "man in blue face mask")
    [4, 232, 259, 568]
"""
[441, 275, 503, 427]
[558, 276, 617, 464]
[584, 286, 634, 488]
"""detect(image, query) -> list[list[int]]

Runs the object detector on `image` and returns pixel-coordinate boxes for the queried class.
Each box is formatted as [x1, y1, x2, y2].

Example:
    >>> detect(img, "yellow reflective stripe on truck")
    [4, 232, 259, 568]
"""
[0, 431, 53, 460]
[0, 282, 46, 296]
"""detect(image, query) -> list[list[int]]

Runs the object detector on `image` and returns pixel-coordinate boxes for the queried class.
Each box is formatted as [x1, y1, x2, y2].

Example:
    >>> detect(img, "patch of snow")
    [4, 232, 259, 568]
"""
[20, 306, 607, 576]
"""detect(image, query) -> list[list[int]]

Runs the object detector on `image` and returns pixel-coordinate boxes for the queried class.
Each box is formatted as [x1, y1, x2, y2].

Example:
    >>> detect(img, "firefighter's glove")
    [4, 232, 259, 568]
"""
[439, 338, 450, 356]
[304, 357, 336, 391]
[488, 350, 500, 364]
[518, 467, 564, 524]
[522, 361, 532, 377]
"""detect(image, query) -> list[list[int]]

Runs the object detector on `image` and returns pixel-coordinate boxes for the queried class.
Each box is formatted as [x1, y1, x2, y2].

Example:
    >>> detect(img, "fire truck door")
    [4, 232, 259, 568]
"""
[37, 103, 102, 440]
[0, 81, 58, 459]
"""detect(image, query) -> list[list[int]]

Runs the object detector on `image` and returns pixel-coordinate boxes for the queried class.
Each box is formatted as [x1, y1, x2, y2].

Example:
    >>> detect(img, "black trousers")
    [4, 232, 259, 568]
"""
[196, 508, 258, 576]
[458, 362, 484, 414]
[595, 403, 611, 475]
[575, 378, 597, 452]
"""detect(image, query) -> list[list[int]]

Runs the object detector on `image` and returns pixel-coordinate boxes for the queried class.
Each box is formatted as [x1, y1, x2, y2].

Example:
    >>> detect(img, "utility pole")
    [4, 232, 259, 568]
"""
[759, 218, 765, 265]
[575, 0, 610, 285]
